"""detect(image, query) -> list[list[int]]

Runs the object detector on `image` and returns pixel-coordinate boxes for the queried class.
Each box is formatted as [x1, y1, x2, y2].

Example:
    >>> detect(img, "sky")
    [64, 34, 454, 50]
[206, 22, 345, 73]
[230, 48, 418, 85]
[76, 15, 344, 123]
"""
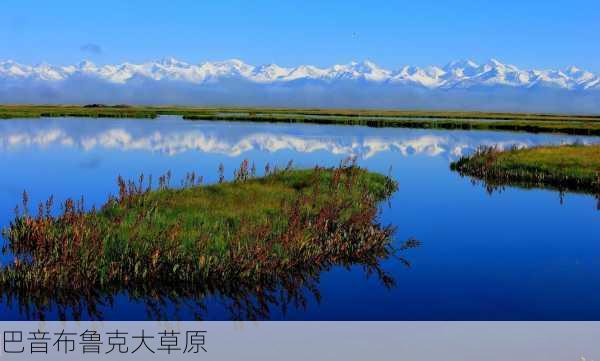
[1, 0, 599, 71]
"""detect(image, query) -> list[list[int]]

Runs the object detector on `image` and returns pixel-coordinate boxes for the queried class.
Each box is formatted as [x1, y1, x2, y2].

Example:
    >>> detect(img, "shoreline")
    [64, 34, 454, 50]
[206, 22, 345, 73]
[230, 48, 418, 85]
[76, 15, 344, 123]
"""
[450, 144, 600, 196]
[2, 105, 600, 136]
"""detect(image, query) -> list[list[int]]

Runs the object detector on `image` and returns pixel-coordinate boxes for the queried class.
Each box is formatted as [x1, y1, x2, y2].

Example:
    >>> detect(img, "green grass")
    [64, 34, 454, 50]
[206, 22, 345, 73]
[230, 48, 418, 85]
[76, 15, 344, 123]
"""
[1, 163, 415, 294]
[183, 113, 600, 136]
[450, 144, 600, 194]
[0, 105, 156, 119]
[3, 105, 600, 135]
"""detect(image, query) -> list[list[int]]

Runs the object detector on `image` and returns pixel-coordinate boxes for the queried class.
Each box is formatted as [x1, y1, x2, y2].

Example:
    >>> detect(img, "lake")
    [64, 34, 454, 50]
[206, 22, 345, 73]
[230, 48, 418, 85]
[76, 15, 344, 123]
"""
[0, 116, 599, 320]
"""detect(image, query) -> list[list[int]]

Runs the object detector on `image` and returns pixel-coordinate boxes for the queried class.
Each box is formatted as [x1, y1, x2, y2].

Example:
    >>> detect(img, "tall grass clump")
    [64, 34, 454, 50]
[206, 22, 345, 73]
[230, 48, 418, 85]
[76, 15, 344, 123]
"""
[1, 160, 417, 298]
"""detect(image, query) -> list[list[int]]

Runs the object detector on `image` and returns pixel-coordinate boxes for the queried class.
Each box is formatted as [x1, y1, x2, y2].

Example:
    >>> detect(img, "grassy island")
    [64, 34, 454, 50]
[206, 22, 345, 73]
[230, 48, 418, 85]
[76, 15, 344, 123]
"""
[1, 162, 416, 294]
[450, 144, 600, 194]
[3, 105, 600, 136]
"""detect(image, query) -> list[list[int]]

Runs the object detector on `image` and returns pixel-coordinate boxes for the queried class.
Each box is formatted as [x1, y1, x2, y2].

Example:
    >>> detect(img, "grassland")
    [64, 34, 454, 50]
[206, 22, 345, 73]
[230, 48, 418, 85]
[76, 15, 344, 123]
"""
[1, 162, 417, 294]
[450, 144, 600, 195]
[3, 104, 600, 135]
[183, 113, 600, 136]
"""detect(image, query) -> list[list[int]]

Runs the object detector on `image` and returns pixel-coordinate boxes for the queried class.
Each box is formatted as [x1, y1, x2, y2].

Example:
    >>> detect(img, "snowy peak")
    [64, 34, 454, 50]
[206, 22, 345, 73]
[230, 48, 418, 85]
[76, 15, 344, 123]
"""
[0, 58, 599, 91]
[251, 64, 292, 82]
[444, 59, 479, 70]
[325, 60, 391, 81]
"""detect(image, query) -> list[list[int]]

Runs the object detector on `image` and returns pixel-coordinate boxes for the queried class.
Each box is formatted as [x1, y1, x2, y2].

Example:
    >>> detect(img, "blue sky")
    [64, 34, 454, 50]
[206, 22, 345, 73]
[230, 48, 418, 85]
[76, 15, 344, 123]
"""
[1, 0, 599, 71]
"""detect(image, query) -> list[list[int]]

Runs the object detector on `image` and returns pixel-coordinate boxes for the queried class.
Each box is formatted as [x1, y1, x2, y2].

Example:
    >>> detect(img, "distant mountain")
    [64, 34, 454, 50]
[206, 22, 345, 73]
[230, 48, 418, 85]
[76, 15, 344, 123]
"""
[1, 58, 600, 113]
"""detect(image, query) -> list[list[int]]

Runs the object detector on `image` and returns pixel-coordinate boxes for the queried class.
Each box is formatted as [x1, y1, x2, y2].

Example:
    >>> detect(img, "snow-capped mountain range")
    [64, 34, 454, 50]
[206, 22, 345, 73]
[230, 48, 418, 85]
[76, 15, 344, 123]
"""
[2, 58, 600, 112]
[1, 57, 599, 90]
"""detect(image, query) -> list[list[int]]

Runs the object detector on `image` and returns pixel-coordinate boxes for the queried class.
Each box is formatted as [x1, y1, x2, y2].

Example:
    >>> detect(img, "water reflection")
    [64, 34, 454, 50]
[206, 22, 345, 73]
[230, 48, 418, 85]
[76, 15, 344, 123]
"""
[461, 177, 600, 210]
[1, 258, 409, 321]
[0, 116, 597, 159]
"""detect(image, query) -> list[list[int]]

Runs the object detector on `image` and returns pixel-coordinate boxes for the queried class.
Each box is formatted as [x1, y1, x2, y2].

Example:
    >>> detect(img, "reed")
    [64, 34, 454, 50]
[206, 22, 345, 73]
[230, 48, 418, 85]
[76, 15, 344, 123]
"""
[1, 161, 418, 298]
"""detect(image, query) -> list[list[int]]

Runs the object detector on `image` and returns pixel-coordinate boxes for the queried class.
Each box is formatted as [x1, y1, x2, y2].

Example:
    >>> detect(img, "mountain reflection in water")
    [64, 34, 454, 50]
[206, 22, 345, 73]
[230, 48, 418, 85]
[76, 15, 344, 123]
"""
[1, 116, 597, 160]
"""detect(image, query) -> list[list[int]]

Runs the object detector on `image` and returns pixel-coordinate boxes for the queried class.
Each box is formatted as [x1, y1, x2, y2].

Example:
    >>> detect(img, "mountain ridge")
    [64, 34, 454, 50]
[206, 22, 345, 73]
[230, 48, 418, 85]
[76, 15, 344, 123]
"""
[2, 58, 600, 113]
[2, 58, 599, 91]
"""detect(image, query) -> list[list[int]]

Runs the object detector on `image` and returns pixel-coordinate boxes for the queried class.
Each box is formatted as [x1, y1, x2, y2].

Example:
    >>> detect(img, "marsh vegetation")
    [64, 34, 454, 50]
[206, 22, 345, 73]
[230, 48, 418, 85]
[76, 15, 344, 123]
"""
[451, 144, 600, 203]
[3, 105, 600, 135]
[1, 161, 418, 304]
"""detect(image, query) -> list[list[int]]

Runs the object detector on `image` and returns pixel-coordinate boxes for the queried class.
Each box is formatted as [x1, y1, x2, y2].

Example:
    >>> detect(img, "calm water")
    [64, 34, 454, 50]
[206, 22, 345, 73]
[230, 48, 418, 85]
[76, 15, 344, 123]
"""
[0, 116, 599, 320]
